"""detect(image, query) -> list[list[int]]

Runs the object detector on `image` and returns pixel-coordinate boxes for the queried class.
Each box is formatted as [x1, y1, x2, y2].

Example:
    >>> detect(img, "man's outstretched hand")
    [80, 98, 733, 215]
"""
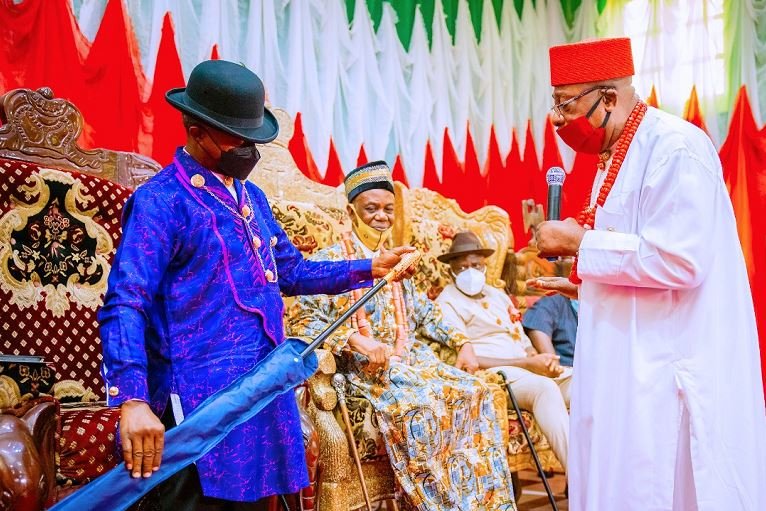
[527, 276, 579, 300]
[371, 246, 417, 280]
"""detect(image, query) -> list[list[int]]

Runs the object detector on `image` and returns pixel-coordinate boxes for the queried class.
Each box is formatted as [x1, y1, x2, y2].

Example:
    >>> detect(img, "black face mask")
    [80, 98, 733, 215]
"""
[201, 128, 261, 180]
[217, 144, 261, 180]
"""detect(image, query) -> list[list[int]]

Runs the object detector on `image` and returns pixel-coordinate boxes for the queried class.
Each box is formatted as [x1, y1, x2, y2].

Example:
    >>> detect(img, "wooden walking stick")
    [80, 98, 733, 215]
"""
[332, 373, 373, 511]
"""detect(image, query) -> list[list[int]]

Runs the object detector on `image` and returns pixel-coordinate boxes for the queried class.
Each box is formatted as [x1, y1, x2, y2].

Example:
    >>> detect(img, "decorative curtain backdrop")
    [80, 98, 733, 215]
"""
[1, 0, 765, 388]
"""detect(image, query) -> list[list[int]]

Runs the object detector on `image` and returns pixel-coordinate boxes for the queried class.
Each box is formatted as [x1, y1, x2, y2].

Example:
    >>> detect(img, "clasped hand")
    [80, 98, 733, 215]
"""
[535, 218, 586, 258]
[348, 333, 479, 375]
[527, 353, 564, 378]
[371, 246, 417, 280]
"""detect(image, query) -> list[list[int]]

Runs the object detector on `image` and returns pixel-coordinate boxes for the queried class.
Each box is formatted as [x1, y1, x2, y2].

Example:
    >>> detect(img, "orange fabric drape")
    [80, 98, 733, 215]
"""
[719, 87, 766, 394]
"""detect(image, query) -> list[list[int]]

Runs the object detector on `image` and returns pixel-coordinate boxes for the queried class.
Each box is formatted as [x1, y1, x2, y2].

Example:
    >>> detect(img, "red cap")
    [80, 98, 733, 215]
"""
[549, 37, 635, 86]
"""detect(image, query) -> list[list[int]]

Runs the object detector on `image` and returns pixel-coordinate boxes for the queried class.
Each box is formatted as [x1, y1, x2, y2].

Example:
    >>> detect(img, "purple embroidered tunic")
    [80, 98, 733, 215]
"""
[99, 148, 373, 501]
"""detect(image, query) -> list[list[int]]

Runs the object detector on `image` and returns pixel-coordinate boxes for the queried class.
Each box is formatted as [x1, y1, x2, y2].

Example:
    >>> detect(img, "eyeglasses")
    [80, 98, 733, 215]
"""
[550, 85, 612, 118]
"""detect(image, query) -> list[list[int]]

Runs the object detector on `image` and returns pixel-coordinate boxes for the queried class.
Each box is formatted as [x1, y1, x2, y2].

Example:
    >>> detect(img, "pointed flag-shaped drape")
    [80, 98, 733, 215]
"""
[522, 122, 543, 205]
[683, 85, 709, 136]
[646, 85, 660, 108]
[0, 0, 89, 99]
[0, 0, 91, 138]
[504, 131, 526, 249]
[287, 112, 323, 182]
[322, 139, 345, 187]
[146, 12, 186, 165]
[356, 145, 369, 168]
[392, 154, 410, 187]
[78, 0, 148, 153]
[718, 87, 766, 385]
[484, 126, 507, 210]
[441, 128, 465, 206]
[462, 126, 485, 212]
[422, 140, 443, 193]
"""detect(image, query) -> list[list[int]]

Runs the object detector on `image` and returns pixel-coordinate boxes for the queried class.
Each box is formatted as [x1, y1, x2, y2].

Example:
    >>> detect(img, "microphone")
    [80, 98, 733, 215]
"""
[545, 166, 566, 221]
[544, 167, 566, 262]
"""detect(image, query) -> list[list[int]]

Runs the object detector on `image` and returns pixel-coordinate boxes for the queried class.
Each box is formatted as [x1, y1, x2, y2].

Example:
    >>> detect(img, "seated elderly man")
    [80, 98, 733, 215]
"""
[287, 162, 516, 511]
[435, 232, 571, 472]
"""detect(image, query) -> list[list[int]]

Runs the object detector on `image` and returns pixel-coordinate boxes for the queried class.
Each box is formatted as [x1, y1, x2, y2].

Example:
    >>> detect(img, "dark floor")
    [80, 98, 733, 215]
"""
[516, 470, 568, 511]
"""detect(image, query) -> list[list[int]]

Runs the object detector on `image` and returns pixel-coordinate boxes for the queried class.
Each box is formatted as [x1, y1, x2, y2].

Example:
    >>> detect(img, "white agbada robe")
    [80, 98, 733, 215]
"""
[570, 106, 766, 511]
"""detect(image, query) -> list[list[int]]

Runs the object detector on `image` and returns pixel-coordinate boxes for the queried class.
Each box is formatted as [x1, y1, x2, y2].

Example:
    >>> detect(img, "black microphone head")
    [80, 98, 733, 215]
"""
[546, 166, 566, 186]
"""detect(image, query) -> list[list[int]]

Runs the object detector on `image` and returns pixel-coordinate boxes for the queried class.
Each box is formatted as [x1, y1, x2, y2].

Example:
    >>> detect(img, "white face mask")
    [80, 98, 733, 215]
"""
[453, 268, 486, 296]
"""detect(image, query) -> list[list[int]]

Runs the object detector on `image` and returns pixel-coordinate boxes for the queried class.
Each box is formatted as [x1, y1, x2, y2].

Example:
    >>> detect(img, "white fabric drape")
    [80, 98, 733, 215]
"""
[69, 0, 758, 184]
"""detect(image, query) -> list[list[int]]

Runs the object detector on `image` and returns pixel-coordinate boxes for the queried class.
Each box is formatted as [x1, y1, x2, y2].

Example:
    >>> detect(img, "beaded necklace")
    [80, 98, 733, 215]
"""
[177, 155, 280, 283]
[570, 100, 648, 284]
[201, 184, 279, 283]
[340, 232, 409, 359]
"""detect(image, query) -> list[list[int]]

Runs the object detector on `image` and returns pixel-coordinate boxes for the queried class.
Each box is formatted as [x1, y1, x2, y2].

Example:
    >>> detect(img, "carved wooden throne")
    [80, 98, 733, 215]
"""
[0, 87, 162, 507]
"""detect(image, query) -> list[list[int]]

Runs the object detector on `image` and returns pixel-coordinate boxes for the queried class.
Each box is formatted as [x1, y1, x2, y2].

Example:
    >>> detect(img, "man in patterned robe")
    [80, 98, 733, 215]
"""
[287, 161, 516, 511]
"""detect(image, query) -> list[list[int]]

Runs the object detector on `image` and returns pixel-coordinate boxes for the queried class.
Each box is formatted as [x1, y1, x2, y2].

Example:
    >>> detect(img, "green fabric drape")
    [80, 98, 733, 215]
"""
[344, 0, 610, 49]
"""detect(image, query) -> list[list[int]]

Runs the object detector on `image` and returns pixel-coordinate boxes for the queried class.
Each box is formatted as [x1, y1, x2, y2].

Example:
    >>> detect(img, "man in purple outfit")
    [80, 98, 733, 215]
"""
[99, 60, 410, 511]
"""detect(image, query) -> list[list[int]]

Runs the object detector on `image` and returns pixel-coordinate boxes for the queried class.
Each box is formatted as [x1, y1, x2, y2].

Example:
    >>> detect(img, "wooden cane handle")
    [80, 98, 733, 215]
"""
[384, 250, 421, 283]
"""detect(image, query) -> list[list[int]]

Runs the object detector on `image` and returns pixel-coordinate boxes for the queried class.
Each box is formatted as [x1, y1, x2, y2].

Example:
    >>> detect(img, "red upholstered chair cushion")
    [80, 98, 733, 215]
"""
[0, 157, 132, 401]
[58, 406, 121, 484]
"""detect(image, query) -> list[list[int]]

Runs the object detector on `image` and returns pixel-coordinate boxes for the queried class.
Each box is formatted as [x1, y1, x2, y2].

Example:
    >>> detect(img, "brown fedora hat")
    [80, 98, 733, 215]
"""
[437, 231, 495, 263]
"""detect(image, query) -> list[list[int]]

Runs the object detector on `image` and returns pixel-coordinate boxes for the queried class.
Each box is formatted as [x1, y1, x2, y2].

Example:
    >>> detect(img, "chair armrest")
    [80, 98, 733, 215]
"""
[0, 398, 58, 510]
[304, 349, 351, 493]
[306, 349, 338, 412]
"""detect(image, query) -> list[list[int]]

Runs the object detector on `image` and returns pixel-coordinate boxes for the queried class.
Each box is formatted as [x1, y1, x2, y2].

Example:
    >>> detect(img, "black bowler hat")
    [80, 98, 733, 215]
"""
[166, 60, 279, 144]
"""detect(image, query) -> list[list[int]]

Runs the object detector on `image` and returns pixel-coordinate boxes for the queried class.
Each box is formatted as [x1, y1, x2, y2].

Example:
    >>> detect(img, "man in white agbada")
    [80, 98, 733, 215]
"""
[532, 37, 766, 511]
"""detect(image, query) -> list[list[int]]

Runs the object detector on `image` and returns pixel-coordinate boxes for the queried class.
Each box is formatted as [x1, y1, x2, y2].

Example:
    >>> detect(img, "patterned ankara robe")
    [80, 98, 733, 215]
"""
[99, 149, 373, 502]
[287, 238, 516, 511]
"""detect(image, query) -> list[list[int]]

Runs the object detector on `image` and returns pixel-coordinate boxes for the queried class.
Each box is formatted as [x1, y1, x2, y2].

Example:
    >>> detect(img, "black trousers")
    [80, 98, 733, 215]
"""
[129, 401, 296, 511]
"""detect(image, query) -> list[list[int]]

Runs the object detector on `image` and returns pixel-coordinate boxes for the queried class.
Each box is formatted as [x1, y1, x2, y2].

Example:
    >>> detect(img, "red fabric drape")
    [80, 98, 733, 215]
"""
[392, 154, 409, 187]
[322, 139, 345, 186]
[1, 5, 764, 391]
[0, 0, 91, 139]
[422, 140, 442, 193]
[78, 0, 148, 153]
[0, 0, 89, 98]
[146, 12, 186, 165]
[484, 126, 506, 208]
[462, 126, 485, 212]
[719, 86, 766, 393]
[356, 145, 368, 167]
[441, 128, 464, 203]
[521, 122, 543, 245]
[504, 131, 526, 248]
[287, 112, 323, 182]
